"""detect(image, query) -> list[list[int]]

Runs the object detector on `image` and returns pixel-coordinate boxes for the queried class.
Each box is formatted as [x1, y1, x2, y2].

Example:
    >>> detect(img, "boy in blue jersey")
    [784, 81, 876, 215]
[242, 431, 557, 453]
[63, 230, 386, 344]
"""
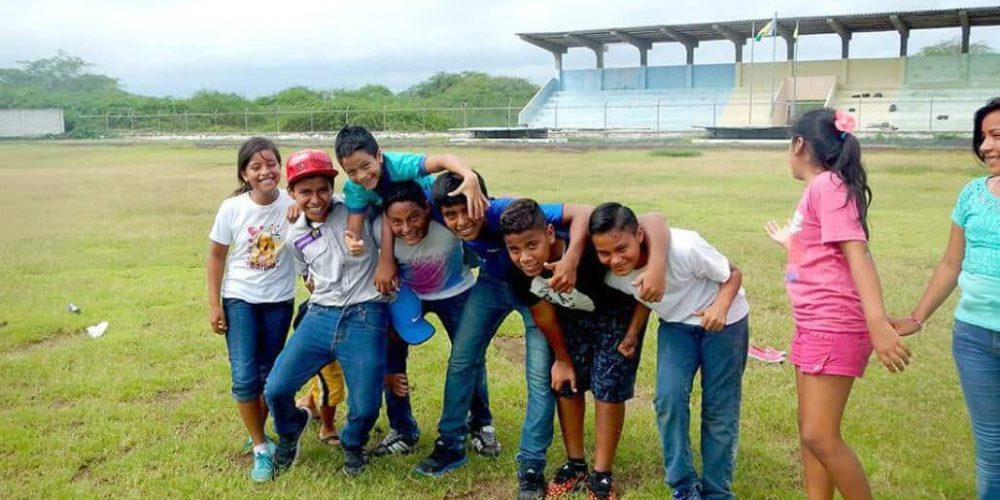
[334, 126, 488, 294]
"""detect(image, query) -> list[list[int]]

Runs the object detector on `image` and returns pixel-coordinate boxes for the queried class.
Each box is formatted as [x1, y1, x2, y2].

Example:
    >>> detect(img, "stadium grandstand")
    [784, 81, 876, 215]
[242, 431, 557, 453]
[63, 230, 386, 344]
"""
[516, 7, 1000, 133]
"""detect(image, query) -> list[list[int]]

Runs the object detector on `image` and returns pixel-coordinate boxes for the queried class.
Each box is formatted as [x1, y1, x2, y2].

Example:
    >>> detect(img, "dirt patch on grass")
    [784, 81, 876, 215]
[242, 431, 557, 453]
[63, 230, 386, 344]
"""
[6, 327, 81, 356]
[492, 336, 525, 365]
[444, 477, 514, 500]
[72, 444, 135, 483]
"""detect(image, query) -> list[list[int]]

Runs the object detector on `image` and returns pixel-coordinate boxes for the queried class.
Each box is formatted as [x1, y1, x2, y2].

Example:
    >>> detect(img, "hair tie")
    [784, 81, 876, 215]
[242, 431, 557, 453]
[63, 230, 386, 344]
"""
[834, 109, 857, 140]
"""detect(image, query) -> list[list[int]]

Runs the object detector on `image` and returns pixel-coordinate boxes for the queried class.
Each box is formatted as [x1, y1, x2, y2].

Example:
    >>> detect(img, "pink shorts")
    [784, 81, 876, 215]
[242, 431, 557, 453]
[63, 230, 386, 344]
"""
[790, 327, 873, 378]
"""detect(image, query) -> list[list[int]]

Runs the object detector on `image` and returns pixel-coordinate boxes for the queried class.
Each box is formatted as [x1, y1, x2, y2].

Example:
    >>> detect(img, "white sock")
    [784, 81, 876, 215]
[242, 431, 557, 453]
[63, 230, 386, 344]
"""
[253, 443, 270, 455]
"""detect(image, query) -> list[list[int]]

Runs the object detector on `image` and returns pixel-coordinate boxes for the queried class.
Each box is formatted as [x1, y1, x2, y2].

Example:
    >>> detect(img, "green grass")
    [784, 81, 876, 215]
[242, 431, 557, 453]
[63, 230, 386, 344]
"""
[648, 148, 702, 158]
[0, 142, 982, 499]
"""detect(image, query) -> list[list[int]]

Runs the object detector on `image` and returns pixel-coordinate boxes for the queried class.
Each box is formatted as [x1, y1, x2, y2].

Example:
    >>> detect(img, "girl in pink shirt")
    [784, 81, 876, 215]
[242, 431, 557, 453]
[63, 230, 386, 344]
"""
[765, 108, 911, 500]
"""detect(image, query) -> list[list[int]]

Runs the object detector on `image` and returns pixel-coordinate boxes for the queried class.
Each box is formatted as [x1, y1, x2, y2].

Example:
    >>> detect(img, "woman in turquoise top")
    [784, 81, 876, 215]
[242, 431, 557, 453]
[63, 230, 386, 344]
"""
[894, 98, 1000, 500]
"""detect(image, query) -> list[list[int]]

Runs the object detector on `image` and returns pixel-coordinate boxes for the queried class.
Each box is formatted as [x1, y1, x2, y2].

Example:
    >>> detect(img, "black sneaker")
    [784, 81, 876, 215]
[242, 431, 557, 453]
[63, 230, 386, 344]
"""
[273, 407, 311, 475]
[342, 447, 369, 477]
[413, 439, 468, 477]
[372, 429, 419, 457]
[546, 460, 589, 497]
[587, 471, 616, 500]
[517, 467, 546, 500]
[470, 425, 502, 458]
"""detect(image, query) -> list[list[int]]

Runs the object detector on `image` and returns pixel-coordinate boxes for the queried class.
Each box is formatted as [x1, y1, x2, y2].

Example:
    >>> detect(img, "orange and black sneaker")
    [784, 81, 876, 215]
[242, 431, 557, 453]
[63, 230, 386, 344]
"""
[545, 460, 589, 497]
[587, 471, 616, 500]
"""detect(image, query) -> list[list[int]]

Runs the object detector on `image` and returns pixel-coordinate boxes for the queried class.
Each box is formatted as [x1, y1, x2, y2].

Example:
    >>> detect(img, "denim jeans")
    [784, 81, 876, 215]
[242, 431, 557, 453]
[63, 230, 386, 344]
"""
[436, 272, 555, 471]
[655, 316, 749, 500]
[222, 298, 293, 402]
[953, 319, 1000, 500]
[384, 289, 493, 440]
[263, 301, 388, 452]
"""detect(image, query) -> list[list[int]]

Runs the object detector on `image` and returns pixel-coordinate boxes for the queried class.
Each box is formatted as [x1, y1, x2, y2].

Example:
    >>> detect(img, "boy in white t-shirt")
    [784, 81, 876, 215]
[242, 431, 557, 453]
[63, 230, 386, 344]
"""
[589, 202, 750, 500]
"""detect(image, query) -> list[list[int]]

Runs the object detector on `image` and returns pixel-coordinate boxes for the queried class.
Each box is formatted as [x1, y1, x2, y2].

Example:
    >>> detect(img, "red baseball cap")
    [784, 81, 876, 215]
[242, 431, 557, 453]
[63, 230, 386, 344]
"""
[286, 149, 337, 185]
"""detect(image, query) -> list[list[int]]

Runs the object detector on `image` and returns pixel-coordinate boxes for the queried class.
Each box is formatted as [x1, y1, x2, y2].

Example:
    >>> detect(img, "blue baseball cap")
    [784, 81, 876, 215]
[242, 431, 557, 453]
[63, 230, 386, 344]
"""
[388, 285, 436, 345]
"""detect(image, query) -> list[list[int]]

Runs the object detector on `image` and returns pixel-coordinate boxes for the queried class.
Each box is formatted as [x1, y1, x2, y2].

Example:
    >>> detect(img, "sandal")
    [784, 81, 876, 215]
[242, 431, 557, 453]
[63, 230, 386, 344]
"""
[319, 429, 340, 447]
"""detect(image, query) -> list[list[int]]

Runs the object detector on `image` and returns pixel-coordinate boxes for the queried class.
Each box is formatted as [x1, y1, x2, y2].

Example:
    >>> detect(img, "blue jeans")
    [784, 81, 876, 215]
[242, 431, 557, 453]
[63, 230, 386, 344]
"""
[436, 272, 555, 471]
[384, 289, 493, 440]
[655, 316, 749, 500]
[222, 298, 293, 402]
[953, 319, 1000, 500]
[263, 301, 388, 452]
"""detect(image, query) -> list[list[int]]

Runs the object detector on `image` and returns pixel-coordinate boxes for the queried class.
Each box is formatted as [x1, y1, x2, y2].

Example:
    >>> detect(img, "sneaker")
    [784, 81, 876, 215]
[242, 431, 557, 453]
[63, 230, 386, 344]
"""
[470, 425, 501, 457]
[249, 448, 275, 482]
[342, 447, 369, 477]
[413, 439, 468, 477]
[671, 486, 702, 500]
[517, 468, 546, 500]
[588, 472, 616, 500]
[273, 408, 311, 475]
[372, 429, 419, 457]
[546, 461, 589, 497]
[748, 344, 786, 364]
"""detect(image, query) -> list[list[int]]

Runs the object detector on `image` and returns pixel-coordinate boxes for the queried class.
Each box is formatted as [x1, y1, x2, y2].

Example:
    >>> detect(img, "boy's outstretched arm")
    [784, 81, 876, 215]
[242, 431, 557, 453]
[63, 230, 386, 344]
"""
[530, 301, 577, 393]
[635, 212, 671, 302]
[548, 203, 594, 293]
[424, 154, 489, 220]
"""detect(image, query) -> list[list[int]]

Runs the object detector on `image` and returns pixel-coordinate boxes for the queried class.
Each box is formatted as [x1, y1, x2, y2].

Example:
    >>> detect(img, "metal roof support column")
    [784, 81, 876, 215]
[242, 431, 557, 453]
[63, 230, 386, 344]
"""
[959, 10, 971, 54]
[713, 24, 746, 63]
[827, 18, 852, 59]
[890, 15, 909, 57]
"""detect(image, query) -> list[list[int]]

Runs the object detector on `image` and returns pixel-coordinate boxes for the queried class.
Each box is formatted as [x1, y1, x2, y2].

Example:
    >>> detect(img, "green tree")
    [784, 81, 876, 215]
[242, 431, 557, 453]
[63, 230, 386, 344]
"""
[917, 37, 996, 56]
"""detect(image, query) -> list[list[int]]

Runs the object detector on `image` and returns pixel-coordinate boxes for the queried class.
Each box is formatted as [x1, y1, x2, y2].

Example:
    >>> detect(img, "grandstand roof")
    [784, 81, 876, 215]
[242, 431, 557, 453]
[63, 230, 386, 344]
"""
[517, 7, 1000, 52]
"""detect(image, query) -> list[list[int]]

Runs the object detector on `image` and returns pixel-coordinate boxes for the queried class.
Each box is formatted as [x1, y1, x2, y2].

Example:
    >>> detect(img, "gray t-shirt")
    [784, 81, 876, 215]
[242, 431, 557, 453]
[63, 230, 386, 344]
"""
[374, 219, 475, 301]
[287, 195, 383, 307]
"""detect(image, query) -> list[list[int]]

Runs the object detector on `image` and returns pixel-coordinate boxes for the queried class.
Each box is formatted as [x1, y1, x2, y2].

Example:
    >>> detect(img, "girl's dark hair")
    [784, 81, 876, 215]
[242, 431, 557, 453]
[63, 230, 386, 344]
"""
[791, 108, 872, 238]
[588, 202, 639, 235]
[233, 137, 281, 196]
[973, 98, 1000, 162]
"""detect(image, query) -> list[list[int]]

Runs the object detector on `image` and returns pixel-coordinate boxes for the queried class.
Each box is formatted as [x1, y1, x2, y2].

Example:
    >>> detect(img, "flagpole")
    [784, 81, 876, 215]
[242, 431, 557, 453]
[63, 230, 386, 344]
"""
[749, 21, 755, 126]
[769, 11, 777, 125]
[792, 22, 799, 122]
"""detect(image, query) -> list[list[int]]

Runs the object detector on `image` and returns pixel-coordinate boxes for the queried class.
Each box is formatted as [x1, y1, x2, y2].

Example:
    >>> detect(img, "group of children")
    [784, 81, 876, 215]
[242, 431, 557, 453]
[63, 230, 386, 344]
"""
[207, 102, 1000, 499]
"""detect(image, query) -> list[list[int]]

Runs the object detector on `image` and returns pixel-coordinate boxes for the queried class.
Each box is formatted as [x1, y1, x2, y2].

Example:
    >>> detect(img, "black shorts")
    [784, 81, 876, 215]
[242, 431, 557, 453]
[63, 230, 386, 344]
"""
[556, 304, 643, 403]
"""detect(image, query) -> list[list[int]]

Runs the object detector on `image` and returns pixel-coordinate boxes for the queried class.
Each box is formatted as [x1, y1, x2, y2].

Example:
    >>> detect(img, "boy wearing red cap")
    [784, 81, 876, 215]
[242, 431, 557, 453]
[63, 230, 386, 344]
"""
[263, 149, 389, 477]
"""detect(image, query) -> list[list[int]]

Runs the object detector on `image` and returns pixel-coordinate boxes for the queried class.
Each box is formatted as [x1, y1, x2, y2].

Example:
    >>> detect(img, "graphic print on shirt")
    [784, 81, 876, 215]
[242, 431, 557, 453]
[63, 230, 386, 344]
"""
[404, 256, 448, 295]
[246, 224, 283, 270]
[785, 210, 805, 284]
[530, 276, 596, 312]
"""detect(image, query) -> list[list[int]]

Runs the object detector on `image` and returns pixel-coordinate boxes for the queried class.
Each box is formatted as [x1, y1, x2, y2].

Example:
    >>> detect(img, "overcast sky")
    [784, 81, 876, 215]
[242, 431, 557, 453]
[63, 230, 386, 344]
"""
[4, 0, 999, 97]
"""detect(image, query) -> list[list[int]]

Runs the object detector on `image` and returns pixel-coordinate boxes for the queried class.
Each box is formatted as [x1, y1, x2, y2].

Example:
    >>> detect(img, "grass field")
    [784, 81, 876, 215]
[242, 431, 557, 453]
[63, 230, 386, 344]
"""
[0, 141, 984, 499]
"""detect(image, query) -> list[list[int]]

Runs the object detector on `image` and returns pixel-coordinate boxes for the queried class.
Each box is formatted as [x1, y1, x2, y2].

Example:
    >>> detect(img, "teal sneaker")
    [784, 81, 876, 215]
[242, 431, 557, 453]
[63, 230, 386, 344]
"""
[250, 448, 275, 482]
[243, 435, 278, 455]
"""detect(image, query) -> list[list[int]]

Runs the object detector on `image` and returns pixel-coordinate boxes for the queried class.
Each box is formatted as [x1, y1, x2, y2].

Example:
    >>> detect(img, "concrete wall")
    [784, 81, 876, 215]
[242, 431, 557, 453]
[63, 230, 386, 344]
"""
[0, 109, 65, 137]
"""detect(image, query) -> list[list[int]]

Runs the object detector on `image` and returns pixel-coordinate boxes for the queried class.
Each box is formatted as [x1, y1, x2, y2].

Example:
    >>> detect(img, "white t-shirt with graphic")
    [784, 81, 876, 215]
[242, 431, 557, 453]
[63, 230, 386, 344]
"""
[604, 228, 749, 326]
[209, 191, 296, 303]
[375, 219, 475, 301]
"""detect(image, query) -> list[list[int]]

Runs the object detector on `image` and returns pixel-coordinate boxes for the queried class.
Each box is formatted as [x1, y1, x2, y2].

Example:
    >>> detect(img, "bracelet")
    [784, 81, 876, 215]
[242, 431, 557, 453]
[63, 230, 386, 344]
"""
[908, 316, 925, 328]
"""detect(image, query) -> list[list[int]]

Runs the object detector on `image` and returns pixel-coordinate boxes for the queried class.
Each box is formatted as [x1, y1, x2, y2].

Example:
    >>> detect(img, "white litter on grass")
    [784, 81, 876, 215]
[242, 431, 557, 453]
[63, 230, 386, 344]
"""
[86, 321, 109, 338]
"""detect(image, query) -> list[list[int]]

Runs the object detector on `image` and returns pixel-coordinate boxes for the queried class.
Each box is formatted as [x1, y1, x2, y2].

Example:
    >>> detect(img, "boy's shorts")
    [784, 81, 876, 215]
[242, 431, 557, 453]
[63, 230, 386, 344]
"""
[790, 327, 872, 378]
[556, 305, 641, 403]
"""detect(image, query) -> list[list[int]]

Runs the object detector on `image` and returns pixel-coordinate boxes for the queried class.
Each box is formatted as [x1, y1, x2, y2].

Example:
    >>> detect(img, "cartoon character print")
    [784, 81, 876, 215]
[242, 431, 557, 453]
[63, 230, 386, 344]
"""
[785, 210, 805, 283]
[247, 224, 283, 270]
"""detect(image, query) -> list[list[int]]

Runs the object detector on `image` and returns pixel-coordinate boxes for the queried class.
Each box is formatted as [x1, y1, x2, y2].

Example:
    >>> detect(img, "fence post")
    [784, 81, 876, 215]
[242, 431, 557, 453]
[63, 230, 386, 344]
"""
[156, 111, 161, 134]
[713, 101, 717, 128]
[244, 108, 249, 133]
[382, 104, 387, 132]
[656, 100, 661, 133]
[345, 104, 350, 126]
[275, 108, 280, 133]
[554, 101, 559, 129]
[105, 111, 110, 132]
[422, 107, 426, 133]
[463, 102, 468, 128]
[857, 96, 862, 131]
[507, 97, 512, 128]
[184, 111, 189, 133]
[928, 97, 934, 132]
[310, 110, 315, 133]
[214, 109, 218, 130]
[130, 110, 135, 133]
[603, 100, 608, 129]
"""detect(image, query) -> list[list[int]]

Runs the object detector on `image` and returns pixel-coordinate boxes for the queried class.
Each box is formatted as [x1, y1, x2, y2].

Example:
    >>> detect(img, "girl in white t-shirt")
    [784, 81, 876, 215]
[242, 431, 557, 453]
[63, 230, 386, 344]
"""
[206, 137, 296, 482]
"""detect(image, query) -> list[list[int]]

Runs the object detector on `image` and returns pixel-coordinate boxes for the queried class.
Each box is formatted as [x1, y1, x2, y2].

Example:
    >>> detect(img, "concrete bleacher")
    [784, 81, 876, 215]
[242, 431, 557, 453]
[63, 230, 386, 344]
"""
[525, 88, 732, 130]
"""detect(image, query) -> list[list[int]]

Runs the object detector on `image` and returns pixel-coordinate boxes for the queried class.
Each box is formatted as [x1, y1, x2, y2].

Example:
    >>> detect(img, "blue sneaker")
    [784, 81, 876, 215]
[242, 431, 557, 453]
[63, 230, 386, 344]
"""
[250, 448, 275, 482]
[672, 486, 702, 500]
[413, 439, 467, 477]
[273, 408, 311, 475]
[243, 435, 278, 455]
